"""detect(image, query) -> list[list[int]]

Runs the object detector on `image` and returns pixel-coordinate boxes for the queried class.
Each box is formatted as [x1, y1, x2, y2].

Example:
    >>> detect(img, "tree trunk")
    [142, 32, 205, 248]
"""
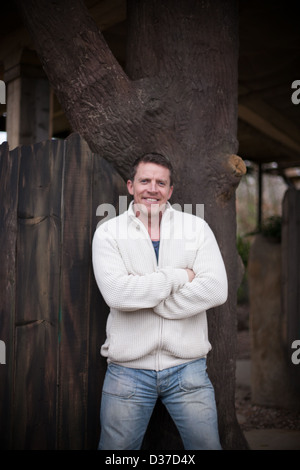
[16, 0, 248, 449]
[125, 0, 247, 450]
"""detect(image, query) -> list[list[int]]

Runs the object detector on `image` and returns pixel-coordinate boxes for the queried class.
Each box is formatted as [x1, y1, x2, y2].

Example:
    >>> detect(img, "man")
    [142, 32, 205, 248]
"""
[92, 153, 228, 450]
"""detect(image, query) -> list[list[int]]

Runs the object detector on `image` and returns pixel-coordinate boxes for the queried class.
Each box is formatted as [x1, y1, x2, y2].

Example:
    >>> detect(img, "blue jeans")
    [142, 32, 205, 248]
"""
[98, 358, 222, 450]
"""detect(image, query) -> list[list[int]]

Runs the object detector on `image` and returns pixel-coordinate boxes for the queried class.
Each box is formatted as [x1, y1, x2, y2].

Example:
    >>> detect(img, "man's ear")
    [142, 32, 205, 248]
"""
[127, 179, 134, 195]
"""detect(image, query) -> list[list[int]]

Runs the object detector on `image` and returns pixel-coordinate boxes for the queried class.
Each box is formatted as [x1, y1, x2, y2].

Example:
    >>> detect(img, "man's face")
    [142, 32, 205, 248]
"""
[127, 162, 173, 216]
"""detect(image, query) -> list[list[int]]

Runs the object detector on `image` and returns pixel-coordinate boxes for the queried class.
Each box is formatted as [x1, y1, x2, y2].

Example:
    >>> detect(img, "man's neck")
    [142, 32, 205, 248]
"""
[134, 203, 165, 240]
[147, 217, 161, 241]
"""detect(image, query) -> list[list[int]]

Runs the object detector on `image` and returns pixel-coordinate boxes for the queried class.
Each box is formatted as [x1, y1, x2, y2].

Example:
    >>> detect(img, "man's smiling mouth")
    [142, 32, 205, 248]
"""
[143, 198, 159, 202]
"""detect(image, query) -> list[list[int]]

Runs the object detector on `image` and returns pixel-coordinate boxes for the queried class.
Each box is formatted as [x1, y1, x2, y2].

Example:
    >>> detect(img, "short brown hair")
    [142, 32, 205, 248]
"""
[130, 153, 174, 186]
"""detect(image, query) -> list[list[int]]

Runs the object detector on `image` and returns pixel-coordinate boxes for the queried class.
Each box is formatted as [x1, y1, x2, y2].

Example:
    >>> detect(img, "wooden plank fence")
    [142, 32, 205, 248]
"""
[0, 133, 126, 449]
[1, 133, 299, 449]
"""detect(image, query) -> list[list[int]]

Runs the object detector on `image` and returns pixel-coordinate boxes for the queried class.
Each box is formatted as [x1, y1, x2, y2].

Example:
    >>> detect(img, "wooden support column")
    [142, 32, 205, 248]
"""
[4, 49, 50, 149]
[282, 188, 300, 393]
[282, 188, 300, 344]
[257, 162, 263, 230]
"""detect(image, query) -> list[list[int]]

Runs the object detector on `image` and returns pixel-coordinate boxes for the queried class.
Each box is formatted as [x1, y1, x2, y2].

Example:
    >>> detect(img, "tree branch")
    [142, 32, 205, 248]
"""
[15, 0, 152, 177]
[15, 0, 242, 190]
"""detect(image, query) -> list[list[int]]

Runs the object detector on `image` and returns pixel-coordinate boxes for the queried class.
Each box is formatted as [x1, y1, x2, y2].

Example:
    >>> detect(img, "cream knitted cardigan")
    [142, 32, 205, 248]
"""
[92, 202, 228, 371]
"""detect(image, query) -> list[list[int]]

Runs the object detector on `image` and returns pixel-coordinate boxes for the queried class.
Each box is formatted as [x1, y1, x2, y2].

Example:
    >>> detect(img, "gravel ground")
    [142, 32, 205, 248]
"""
[235, 322, 300, 432]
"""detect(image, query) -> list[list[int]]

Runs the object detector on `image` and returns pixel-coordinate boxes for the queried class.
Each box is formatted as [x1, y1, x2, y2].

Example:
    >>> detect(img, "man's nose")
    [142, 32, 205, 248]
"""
[149, 181, 158, 192]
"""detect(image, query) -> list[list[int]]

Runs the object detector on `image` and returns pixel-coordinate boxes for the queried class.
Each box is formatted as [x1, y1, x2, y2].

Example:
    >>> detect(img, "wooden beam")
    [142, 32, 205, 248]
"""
[85, 0, 126, 31]
[238, 103, 300, 156]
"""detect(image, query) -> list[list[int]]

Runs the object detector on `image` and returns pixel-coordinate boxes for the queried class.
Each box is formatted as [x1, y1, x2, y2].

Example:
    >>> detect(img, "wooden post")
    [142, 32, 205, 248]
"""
[0, 143, 19, 449]
[4, 49, 50, 149]
[257, 163, 263, 230]
[12, 139, 64, 448]
[282, 188, 300, 397]
[57, 134, 94, 449]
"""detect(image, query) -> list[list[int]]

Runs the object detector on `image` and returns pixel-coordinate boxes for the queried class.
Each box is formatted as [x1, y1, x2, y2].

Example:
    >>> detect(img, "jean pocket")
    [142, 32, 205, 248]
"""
[178, 359, 211, 392]
[102, 364, 136, 398]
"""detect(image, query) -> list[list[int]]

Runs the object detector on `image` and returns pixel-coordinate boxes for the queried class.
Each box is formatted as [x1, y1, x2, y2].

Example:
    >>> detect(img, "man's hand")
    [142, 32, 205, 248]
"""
[185, 268, 195, 282]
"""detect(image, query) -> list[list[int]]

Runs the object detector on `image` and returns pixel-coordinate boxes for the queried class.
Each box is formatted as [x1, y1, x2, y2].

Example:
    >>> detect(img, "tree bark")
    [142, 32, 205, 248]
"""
[16, 0, 248, 449]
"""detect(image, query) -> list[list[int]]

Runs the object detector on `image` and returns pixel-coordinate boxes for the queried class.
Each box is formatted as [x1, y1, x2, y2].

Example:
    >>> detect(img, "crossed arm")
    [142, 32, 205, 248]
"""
[92, 224, 227, 319]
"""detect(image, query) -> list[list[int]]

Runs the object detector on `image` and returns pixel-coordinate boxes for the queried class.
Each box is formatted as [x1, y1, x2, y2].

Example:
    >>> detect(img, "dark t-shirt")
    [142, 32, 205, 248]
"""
[152, 240, 160, 262]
